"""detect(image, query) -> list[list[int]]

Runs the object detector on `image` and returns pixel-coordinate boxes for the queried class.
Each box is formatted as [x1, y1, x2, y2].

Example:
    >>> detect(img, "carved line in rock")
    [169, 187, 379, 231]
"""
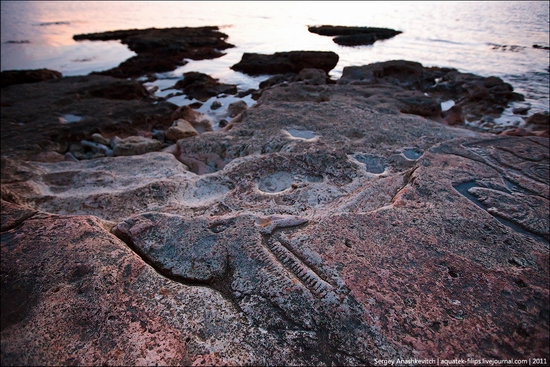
[263, 235, 335, 298]
[453, 180, 548, 243]
[109, 213, 398, 363]
[255, 215, 336, 298]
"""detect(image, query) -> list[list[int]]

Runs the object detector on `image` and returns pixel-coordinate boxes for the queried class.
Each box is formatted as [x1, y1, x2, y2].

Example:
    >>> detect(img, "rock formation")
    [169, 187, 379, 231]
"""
[0, 69, 62, 88]
[231, 51, 339, 75]
[172, 72, 238, 102]
[308, 25, 402, 46]
[73, 27, 234, 78]
[1, 58, 548, 365]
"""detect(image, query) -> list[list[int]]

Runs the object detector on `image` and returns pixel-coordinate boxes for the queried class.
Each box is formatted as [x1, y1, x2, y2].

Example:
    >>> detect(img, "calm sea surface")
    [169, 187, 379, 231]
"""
[1, 1, 549, 126]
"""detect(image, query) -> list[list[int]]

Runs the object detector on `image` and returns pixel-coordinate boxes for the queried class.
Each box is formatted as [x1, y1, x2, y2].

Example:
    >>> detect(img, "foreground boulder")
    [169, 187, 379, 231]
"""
[74, 27, 234, 78]
[308, 25, 402, 46]
[1, 65, 548, 365]
[231, 51, 339, 75]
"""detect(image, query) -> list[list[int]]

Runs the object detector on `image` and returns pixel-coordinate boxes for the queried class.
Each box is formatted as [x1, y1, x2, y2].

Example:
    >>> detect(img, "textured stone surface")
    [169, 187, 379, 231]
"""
[1, 63, 548, 365]
[0, 210, 258, 366]
[165, 119, 199, 142]
[0, 75, 177, 161]
[111, 135, 162, 156]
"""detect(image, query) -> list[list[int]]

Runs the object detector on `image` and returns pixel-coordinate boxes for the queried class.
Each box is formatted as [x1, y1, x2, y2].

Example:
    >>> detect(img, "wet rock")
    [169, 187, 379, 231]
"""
[338, 60, 525, 124]
[210, 100, 222, 110]
[173, 72, 237, 102]
[218, 119, 229, 128]
[526, 112, 549, 126]
[0, 75, 178, 161]
[338, 60, 432, 89]
[165, 119, 198, 142]
[442, 105, 464, 125]
[231, 51, 339, 75]
[259, 74, 295, 89]
[294, 68, 329, 85]
[513, 106, 530, 115]
[74, 27, 234, 78]
[91, 133, 111, 146]
[237, 88, 255, 98]
[192, 119, 214, 134]
[81, 140, 113, 157]
[308, 25, 402, 40]
[111, 136, 162, 156]
[81, 78, 149, 100]
[227, 100, 248, 118]
[63, 152, 79, 162]
[397, 95, 441, 117]
[1, 68, 62, 88]
[309, 25, 402, 47]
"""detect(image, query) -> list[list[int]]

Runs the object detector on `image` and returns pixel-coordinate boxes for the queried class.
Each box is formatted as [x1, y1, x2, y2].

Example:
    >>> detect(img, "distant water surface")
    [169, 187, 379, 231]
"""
[1, 1, 548, 126]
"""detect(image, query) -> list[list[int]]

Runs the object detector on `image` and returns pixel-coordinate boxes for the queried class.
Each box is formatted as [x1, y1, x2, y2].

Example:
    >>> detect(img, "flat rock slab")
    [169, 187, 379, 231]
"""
[308, 25, 402, 46]
[74, 27, 234, 78]
[0, 68, 62, 88]
[0, 209, 258, 366]
[231, 51, 339, 75]
[1, 71, 548, 364]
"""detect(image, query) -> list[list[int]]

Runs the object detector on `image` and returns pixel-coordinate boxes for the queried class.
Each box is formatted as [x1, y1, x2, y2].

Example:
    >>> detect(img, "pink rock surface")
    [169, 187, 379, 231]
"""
[1, 61, 548, 365]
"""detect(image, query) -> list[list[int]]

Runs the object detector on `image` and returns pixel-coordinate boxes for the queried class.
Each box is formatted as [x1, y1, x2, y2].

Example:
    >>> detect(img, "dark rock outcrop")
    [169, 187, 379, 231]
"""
[0, 74, 177, 161]
[338, 60, 526, 125]
[74, 27, 234, 78]
[308, 25, 402, 46]
[231, 51, 339, 75]
[1, 69, 62, 88]
[173, 72, 237, 102]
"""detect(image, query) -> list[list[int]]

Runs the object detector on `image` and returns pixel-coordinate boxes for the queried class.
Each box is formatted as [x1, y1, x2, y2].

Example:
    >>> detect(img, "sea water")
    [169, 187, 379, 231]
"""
[1, 1, 548, 127]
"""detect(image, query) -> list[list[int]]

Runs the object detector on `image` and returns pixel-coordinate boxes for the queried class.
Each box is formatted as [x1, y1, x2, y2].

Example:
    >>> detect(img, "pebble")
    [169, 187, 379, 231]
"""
[210, 100, 222, 110]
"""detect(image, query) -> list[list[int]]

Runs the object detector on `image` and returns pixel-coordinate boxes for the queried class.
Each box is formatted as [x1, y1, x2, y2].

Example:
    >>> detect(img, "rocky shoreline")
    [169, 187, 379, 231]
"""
[1, 26, 548, 366]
